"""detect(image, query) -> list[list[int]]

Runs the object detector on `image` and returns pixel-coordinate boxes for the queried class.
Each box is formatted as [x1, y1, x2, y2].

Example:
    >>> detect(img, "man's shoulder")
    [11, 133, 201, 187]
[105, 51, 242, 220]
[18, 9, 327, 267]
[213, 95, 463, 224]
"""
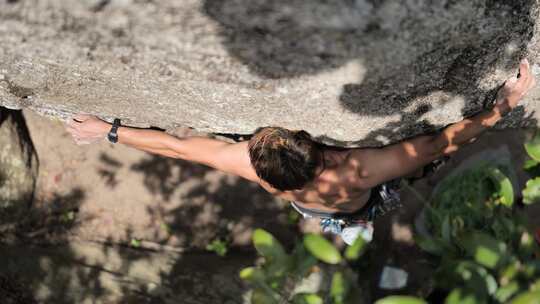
[339, 148, 375, 180]
[213, 141, 261, 182]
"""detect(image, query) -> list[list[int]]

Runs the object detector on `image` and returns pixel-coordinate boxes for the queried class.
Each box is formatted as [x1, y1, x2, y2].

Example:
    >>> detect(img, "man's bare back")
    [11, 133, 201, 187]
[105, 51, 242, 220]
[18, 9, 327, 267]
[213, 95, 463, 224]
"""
[259, 149, 372, 212]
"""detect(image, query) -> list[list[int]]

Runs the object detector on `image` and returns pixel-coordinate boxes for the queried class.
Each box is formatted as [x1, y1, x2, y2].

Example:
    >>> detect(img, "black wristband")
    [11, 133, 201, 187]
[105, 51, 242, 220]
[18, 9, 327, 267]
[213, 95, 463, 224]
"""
[107, 118, 121, 143]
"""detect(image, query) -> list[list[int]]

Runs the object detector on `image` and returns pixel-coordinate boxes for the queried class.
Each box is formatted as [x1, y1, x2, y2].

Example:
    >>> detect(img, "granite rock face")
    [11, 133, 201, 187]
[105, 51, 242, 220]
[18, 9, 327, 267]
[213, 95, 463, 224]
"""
[1, 0, 540, 147]
[0, 108, 38, 214]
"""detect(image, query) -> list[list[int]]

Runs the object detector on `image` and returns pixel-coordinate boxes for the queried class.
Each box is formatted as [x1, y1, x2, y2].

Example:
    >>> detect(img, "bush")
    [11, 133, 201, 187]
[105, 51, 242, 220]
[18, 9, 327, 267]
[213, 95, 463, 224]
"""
[398, 132, 540, 303]
[240, 229, 368, 304]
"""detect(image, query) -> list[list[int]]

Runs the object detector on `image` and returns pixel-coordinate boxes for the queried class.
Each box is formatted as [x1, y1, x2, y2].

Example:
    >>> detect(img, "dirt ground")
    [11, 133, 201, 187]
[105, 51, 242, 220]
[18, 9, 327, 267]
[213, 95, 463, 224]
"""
[3, 110, 540, 303]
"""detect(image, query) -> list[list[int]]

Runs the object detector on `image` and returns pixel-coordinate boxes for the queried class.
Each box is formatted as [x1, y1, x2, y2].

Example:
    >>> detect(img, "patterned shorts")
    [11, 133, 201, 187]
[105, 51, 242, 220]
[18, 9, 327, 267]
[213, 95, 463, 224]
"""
[291, 179, 402, 235]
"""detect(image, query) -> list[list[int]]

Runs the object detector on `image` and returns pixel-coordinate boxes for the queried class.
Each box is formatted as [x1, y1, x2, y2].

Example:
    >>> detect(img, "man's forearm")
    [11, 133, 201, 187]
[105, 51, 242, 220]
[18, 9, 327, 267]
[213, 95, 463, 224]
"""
[433, 103, 510, 154]
[117, 127, 180, 155]
[433, 59, 535, 155]
[115, 126, 231, 164]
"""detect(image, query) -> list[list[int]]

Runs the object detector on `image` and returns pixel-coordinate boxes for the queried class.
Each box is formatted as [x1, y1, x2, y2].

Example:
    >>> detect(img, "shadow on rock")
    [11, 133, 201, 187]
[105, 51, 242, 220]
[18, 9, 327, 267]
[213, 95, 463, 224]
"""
[204, 0, 537, 146]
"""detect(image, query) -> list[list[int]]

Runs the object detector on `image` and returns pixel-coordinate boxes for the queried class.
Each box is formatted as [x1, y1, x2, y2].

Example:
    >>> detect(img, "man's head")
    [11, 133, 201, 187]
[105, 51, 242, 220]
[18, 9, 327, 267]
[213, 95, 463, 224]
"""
[248, 127, 322, 191]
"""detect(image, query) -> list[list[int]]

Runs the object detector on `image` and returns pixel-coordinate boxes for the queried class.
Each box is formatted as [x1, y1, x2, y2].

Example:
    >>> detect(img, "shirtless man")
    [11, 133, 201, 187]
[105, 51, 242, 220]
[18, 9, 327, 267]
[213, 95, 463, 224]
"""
[67, 59, 536, 244]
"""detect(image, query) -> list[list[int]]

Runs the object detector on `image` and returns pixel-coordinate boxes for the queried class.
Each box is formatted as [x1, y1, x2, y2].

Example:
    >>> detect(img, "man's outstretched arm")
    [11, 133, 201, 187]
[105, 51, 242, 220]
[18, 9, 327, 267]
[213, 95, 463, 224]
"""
[355, 59, 536, 188]
[66, 117, 259, 181]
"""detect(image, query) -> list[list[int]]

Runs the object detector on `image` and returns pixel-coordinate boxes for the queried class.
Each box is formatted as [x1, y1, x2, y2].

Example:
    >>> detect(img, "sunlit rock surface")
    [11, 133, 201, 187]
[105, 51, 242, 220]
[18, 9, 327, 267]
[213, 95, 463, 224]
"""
[1, 0, 540, 146]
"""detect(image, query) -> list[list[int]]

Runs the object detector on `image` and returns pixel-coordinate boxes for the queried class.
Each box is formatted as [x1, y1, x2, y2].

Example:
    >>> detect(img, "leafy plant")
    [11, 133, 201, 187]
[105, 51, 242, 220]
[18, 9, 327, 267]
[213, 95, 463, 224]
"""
[206, 238, 228, 257]
[405, 133, 540, 303]
[59, 210, 76, 223]
[375, 296, 427, 304]
[130, 238, 141, 248]
[241, 229, 368, 304]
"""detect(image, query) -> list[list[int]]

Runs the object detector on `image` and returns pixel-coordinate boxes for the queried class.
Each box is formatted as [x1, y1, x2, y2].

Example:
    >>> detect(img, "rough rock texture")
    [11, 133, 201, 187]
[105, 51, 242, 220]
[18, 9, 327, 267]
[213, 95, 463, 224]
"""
[1, 0, 540, 146]
[0, 108, 38, 214]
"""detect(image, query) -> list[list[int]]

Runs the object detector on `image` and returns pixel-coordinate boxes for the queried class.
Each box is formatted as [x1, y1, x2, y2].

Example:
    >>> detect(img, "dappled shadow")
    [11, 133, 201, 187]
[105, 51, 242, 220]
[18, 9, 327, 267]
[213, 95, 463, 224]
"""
[157, 250, 255, 303]
[44, 151, 296, 302]
[0, 188, 86, 240]
[0, 187, 113, 304]
[168, 174, 293, 248]
[130, 155, 213, 202]
[124, 152, 295, 249]
[203, 0, 373, 78]
[0, 273, 38, 304]
[97, 153, 123, 189]
[204, 0, 537, 146]
[351, 104, 536, 148]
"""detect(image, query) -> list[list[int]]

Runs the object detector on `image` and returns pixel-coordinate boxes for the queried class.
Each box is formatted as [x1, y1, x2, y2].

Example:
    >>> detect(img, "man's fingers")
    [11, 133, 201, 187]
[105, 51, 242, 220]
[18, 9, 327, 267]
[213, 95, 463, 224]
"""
[505, 76, 518, 88]
[519, 58, 530, 78]
[66, 119, 82, 127]
[514, 59, 529, 88]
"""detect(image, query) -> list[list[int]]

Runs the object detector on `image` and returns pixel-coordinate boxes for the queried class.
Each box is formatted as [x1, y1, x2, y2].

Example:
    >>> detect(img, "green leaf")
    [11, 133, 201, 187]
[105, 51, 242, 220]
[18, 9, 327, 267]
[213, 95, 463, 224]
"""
[510, 290, 540, 304]
[240, 267, 255, 280]
[519, 231, 536, 257]
[344, 235, 367, 261]
[523, 178, 540, 205]
[487, 167, 514, 207]
[66, 211, 75, 221]
[444, 261, 494, 298]
[292, 243, 318, 277]
[161, 223, 172, 235]
[460, 232, 506, 269]
[500, 261, 521, 285]
[414, 236, 447, 256]
[206, 238, 228, 256]
[130, 238, 141, 248]
[252, 288, 279, 304]
[303, 234, 342, 264]
[523, 260, 540, 279]
[330, 271, 348, 304]
[482, 270, 498, 295]
[444, 288, 479, 304]
[375, 296, 427, 304]
[265, 255, 291, 280]
[252, 229, 287, 261]
[524, 159, 539, 170]
[525, 133, 540, 162]
[291, 293, 323, 304]
[239, 267, 265, 282]
[494, 281, 520, 303]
